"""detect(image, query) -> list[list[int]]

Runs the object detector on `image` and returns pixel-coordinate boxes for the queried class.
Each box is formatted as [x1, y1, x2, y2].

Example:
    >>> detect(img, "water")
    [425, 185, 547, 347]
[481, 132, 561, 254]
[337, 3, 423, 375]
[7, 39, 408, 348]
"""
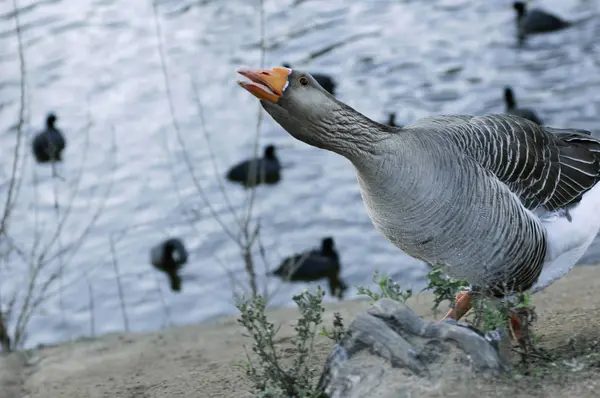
[0, 0, 598, 348]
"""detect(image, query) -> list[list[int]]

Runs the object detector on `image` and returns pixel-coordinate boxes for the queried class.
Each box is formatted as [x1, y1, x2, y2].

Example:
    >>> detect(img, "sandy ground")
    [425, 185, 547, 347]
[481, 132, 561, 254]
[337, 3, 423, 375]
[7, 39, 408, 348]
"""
[3, 265, 600, 398]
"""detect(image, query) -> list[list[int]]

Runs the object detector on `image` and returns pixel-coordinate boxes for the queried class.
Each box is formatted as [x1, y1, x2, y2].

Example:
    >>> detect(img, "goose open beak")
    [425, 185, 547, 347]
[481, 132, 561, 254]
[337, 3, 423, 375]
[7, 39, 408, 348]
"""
[237, 66, 291, 103]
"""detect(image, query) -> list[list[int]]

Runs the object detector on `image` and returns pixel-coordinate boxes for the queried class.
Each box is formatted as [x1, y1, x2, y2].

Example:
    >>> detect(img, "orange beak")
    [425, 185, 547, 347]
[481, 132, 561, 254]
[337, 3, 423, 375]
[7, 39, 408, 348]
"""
[236, 66, 291, 103]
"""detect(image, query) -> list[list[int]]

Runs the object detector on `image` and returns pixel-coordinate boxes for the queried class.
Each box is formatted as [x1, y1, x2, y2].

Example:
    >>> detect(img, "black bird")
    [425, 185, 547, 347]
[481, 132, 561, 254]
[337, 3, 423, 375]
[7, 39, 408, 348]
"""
[270, 237, 347, 299]
[150, 238, 188, 292]
[32, 113, 66, 163]
[385, 112, 400, 127]
[503, 87, 543, 125]
[282, 63, 336, 96]
[513, 1, 571, 43]
[226, 144, 281, 188]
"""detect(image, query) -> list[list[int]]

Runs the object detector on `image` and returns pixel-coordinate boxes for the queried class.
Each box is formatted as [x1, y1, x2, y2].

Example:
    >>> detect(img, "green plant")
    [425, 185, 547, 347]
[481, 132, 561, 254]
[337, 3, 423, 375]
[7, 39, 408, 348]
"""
[470, 291, 537, 333]
[320, 312, 345, 344]
[236, 287, 328, 398]
[356, 271, 412, 303]
[475, 298, 510, 332]
[423, 268, 469, 315]
[516, 291, 532, 309]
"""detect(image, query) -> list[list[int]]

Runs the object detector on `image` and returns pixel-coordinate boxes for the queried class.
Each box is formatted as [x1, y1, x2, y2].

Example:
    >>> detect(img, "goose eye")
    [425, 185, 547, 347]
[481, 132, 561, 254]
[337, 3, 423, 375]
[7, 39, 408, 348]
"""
[299, 76, 309, 86]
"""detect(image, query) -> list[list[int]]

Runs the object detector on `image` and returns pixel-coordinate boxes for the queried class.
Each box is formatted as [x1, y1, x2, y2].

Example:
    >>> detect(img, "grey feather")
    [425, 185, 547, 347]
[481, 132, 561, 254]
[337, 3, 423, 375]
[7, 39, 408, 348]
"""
[357, 114, 600, 294]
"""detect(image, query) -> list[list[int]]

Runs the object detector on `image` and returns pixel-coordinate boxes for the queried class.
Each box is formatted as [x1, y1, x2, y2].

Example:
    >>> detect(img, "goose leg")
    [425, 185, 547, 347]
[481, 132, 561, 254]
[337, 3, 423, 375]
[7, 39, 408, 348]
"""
[440, 288, 521, 332]
[441, 291, 526, 343]
[440, 290, 473, 322]
[509, 312, 522, 341]
[510, 306, 550, 362]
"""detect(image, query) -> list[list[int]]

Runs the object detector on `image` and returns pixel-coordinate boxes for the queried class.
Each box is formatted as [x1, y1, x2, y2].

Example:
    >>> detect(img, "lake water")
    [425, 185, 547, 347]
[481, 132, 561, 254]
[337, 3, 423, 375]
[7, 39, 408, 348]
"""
[0, 0, 599, 348]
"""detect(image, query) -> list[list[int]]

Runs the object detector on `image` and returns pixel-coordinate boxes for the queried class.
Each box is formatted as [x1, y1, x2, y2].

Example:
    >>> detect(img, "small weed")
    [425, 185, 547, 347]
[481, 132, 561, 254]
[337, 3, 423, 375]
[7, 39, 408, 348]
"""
[320, 312, 345, 344]
[474, 298, 510, 332]
[423, 268, 469, 316]
[235, 287, 328, 398]
[356, 270, 412, 303]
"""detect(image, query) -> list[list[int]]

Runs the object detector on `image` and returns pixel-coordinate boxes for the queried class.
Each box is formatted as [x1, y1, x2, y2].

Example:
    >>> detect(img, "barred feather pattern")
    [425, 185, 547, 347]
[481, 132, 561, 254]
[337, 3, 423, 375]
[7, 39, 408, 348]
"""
[353, 114, 600, 295]
[444, 115, 600, 211]
[259, 81, 600, 296]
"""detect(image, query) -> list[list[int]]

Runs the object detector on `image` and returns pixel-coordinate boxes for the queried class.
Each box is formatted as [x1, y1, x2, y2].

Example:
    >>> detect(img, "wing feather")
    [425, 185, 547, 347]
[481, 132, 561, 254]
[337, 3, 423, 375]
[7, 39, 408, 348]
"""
[428, 114, 600, 211]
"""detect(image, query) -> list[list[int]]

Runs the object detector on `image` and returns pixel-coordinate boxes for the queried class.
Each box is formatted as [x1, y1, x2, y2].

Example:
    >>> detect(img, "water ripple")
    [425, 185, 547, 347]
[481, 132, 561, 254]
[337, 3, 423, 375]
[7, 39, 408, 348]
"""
[0, 0, 598, 348]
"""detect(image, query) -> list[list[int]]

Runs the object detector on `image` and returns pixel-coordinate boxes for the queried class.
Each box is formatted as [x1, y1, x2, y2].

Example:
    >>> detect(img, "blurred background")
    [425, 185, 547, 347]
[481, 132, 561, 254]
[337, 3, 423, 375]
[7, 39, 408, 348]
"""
[0, 0, 599, 349]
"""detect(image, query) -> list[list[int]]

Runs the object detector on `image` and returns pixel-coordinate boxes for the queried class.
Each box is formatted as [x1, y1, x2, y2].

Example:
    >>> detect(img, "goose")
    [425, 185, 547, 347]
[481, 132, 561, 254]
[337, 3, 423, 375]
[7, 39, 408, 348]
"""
[226, 144, 281, 188]
[236, 65, 600, 340]
[282, 63, 336, 96]
[513, 1, 571, 43]
[503, 87, 543, 125]
[270, 237, 347, 299]
[150, 238, 188, 292]
[32, 113, 66, 163]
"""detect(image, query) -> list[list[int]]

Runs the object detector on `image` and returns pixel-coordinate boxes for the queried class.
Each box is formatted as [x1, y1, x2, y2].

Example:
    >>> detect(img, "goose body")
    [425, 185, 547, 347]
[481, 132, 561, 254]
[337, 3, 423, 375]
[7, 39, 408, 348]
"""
[32, 113, 66, 163]
[236, 66, 600, 303]
[226, 144, 281, 188]
[271, 237, 347, 299]
[356, 114, 600, 296]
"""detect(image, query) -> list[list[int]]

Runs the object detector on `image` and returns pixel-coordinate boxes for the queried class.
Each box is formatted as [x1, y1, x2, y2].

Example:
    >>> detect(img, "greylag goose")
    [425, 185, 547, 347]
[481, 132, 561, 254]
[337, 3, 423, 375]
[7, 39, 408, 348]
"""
[513, 1, 571, 43]
[270, 237, 347, 299]
[503, 87, 543, 125]
[237, 66, 600, 340]
[226, 144, 281, 188]
[150, 238, 188, 292]
[32, 113, 66, 163]
[282, 63, 336, 96]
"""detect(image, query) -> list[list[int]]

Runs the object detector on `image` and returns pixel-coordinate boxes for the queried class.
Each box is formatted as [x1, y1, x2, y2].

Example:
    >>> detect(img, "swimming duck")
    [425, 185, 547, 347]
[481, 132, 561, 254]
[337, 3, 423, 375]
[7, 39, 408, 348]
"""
[32, 113, 66, 163]
[385, 112, 400, 127]
[271, 237, 347, 299]
[150, 238, 188, 292]
[226, 144, 281, 188]
[513, 1, 571, 43]
[503, 87, 543, 125]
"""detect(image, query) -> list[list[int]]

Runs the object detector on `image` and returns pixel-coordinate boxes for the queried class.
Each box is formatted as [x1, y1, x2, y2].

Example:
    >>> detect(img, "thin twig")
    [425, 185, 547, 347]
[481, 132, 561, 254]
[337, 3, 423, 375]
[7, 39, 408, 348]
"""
[0, 0, 26, 236]
[241, 0, 267, 231]
[239, 0, 268, 298]
[109, 235, 129, 332]
[36, 121, 93, 261]
[189, 78, 244, 230]
[153, 272, 172, 329]
[11, 108, 106, 347]
[151, 0, 238, 242]
[51, 157, 68, 340]
[153, 0, 271, 300]
[84, 271, 96, 337]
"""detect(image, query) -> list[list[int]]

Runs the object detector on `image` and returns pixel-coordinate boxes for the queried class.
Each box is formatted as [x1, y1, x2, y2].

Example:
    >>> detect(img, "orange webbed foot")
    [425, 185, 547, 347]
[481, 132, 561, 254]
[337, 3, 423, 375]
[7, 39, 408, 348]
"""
[440, 290, 473, 323]
[509, 312, 523, 341]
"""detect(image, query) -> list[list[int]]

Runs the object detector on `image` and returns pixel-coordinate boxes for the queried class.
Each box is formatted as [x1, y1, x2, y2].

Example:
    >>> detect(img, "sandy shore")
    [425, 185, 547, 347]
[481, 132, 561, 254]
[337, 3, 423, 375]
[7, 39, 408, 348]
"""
[3, 265, 600, 398]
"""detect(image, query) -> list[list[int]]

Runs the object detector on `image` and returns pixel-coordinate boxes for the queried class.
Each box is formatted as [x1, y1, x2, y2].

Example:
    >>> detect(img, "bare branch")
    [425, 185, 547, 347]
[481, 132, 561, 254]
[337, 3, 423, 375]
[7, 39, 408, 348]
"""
[0, 0, 26, 236]
[84, 271, 96, 337]
[109, 235, 129, 332]
[151, 0, 239, 243]
[189, 78, 244, 229]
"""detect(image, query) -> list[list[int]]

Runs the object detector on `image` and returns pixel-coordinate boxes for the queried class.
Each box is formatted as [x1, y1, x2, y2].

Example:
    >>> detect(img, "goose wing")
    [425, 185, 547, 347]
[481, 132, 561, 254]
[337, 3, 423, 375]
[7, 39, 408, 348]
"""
[421, 114, 600, 211]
